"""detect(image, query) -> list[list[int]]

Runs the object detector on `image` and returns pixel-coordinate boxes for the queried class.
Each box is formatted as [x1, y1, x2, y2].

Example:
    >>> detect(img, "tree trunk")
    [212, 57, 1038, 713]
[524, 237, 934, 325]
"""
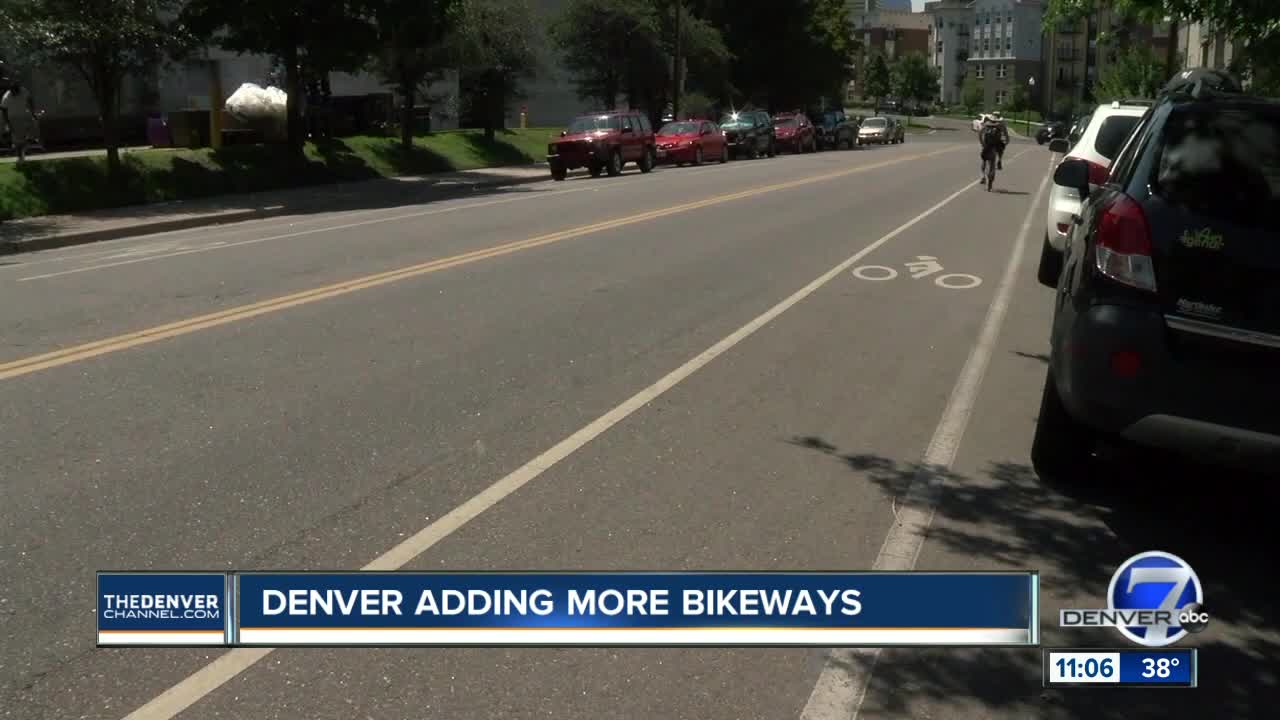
[672, 0, 682, 120]
[284, 45, 303, 160]
[485, 78, 501, 142]
[102, 90, 121, 174]
[400, 70, 416, 153]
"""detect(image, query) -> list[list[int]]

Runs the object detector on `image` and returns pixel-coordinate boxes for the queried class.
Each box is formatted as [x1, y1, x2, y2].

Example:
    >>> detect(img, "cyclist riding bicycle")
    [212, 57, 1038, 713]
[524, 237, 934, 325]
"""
[977, 111, 1009, 178]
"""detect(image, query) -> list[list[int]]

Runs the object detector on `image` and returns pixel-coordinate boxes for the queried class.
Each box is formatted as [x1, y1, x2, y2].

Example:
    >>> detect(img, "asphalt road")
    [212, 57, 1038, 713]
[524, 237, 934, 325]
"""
[2, 135, 1276, 720]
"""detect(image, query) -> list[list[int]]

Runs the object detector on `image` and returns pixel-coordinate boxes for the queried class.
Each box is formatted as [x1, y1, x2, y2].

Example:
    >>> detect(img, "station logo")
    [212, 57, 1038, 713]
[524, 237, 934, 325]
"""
[1060, 551, 1208, 647]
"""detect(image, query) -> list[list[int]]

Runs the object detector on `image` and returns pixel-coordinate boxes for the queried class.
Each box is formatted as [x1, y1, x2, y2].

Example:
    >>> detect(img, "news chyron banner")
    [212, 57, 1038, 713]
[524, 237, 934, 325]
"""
[98, 571, 1039, 647]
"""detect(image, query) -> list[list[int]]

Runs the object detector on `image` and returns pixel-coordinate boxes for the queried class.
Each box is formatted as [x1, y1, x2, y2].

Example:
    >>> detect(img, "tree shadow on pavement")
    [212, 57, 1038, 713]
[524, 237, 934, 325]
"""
[787, 435, 1280, 719]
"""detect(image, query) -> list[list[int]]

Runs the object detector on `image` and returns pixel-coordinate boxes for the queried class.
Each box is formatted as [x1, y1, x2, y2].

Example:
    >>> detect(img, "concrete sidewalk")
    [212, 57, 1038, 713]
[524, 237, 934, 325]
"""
[0, 163, 551, 255]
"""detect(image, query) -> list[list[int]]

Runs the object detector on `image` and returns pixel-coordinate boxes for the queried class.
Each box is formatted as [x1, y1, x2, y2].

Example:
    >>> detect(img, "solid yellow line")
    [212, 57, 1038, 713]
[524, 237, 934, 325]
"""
[0, 146, 960, 382]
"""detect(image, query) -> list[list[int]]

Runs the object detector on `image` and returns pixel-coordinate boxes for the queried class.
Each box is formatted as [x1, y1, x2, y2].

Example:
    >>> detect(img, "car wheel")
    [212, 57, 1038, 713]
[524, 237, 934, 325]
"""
[767, 140, 776, 158]
[606, 148, 622, 176]
[588, 161, 603, 178]
[1037, 233, 1065, 288]
[719, 145, 728, 163]
[550, 163, 567, 181]
[694, 145, 704, 166]
[747, 143, 759, 160]
[1031, 368, 1097, 482]
[639, 147, 655, 173]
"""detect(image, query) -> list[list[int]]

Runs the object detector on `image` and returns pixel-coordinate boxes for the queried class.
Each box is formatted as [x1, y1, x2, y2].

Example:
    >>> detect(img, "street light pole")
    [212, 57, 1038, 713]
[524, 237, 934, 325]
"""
[1026, 76, 1036, 134]
[672, 1, 682, 121]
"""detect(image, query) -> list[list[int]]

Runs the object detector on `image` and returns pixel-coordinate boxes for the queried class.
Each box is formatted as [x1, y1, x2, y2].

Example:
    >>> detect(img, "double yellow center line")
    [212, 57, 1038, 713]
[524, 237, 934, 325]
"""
[0, 146, 959, 382]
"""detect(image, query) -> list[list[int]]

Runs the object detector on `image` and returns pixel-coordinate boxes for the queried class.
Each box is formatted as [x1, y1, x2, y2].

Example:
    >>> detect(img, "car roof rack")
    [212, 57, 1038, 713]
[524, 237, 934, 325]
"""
[1160, 68, 1243, 99]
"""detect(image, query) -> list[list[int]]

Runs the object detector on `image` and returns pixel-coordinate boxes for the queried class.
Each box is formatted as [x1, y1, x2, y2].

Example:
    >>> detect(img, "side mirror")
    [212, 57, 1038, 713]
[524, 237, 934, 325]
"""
[560, 130, 567, 137]
[701, 128, 711, 136]
[1053, 158, 1091, 198]
[1048, 138, 1069, 153]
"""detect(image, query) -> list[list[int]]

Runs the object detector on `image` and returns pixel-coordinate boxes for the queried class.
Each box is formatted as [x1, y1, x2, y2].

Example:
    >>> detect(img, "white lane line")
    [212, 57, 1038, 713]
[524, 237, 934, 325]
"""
[16, 187, 604, 282]
[799, 152, 1054, 720]
[120, 148, 975, 720]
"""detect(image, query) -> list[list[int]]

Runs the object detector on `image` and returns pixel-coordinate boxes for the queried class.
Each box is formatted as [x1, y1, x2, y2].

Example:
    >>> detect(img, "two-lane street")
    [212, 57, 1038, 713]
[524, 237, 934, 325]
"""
[2, 135, 1275, 720]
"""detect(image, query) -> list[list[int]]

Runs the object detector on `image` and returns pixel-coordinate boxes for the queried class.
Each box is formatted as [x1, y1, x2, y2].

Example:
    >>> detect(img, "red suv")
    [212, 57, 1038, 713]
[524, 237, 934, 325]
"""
[547, 110, 657, 180]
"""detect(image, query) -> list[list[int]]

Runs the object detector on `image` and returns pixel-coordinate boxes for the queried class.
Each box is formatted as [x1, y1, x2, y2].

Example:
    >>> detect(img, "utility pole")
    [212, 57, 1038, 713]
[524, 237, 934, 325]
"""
[672, 1, 682, 120]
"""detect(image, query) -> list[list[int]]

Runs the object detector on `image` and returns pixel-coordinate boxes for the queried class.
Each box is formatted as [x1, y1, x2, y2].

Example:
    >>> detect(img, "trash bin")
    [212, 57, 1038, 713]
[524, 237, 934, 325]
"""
[146, 114, 172, 147]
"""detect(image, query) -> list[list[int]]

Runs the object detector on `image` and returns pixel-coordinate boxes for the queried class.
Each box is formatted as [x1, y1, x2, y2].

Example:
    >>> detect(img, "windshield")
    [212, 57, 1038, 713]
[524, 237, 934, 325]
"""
[567, 115, 620, 133]
[659, 122, 701, 135]
[863, 118, 887, 128]
[773, 117, 797, 128]
[719, 113, 750, 126]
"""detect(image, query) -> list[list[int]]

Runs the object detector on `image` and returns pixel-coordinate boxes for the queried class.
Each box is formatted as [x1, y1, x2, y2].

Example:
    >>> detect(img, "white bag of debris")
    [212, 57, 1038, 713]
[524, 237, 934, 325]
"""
[225, 83, 288, 120]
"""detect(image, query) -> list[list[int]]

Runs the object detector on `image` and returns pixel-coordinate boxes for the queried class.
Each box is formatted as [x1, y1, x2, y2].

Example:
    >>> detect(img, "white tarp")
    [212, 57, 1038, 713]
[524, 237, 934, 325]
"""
[225, 83, 287, 120]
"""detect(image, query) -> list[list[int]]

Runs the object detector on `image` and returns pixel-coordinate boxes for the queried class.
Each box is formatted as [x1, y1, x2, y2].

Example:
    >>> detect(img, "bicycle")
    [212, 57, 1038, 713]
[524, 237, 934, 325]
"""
[980, 145, 998, 191]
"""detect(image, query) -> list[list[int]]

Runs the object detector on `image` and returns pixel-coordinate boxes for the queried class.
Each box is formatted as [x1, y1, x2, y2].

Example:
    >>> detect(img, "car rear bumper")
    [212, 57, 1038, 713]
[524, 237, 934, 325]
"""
[1055, 304, 1280, 470]
[656, 145, 695, 163]
[1046, 184, 1081, 250]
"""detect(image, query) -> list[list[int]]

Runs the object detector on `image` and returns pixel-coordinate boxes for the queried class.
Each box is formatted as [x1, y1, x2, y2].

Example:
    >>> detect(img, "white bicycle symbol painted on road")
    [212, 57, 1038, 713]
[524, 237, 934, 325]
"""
[851, 255, 982, 289]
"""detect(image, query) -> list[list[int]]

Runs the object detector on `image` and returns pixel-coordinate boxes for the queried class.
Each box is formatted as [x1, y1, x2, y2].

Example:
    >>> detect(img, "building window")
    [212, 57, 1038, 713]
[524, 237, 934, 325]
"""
[995, 89, 1007, 105]
[997, 64, 1007, 78]
[983, 39, 990, 51]
[976, 64, 985, 79]
[1006, 38, 1012, 51]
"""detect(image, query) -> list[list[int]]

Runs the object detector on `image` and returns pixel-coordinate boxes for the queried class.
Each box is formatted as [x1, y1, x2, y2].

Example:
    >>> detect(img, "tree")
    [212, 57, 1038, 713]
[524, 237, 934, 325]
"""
[370, 0, 458, 152]
[550, 0, 660, 111]
[863, 53, 891, 106]
[1005, 83, 1029, 112]
[452, 0, 541, 140]
[891, 53, 939, 107]
[1094, 45, 1166, 100]
[0, 0, 192, 173]
[182, 0, 377, 157]
[961, 75, 984, 114]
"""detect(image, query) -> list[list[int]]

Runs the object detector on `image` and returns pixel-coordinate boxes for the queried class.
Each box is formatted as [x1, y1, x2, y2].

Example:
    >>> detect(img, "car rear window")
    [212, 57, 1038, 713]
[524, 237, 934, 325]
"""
[1092, 115, 1141, 160]
[1151, 105, 1280, 230]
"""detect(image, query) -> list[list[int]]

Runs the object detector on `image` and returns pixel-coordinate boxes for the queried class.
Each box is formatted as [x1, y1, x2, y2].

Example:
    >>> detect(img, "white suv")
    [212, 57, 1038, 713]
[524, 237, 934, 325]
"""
[1037, 100, 1150, 286]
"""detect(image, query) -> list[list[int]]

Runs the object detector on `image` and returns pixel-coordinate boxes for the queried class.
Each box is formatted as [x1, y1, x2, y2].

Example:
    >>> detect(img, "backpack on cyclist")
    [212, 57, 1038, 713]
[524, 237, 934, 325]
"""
[981, 122, 1003, 148]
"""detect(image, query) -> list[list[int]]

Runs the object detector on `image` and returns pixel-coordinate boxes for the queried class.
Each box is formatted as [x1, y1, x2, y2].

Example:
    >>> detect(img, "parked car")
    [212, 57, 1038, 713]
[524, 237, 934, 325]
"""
[1033, 69, 1280, 478]
[718, 110, 776, 159]
[857, 116, 897, 145]
[655, 119, 728, 166]
[547, 110, 657, 180]
[1037, 99, 1150, 284]
[1035, 121, 1066, 144]
[772, 111, 817, 153]
[812, 109, 858, 150]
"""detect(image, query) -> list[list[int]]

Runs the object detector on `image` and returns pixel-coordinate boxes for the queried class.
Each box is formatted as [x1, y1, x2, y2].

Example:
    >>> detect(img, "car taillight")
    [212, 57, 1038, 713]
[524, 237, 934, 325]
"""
[1086, 159, 1110, 186]
[1094, 194, 1156, 292]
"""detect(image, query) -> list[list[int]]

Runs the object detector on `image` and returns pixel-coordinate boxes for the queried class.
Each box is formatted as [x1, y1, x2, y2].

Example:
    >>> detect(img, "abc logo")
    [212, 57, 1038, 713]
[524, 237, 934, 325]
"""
[1108, 551, 1204, 648]
[1179, 602, 1210, 633]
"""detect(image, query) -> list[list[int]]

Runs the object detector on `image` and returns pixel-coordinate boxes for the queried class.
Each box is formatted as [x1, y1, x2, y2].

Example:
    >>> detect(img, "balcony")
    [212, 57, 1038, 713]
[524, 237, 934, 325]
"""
[1056, 49, 1081, 61]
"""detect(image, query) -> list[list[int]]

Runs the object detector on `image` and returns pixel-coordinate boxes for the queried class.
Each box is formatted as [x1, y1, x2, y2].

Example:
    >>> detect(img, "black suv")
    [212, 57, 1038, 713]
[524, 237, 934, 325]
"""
[811, 109, 857, 150]
[1033, 69, 1280, 478]
[718, 110, 775, 159]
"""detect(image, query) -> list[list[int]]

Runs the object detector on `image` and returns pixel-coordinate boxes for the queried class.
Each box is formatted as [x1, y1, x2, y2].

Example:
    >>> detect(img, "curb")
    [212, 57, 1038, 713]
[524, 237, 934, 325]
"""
[0, 171, 551, 257]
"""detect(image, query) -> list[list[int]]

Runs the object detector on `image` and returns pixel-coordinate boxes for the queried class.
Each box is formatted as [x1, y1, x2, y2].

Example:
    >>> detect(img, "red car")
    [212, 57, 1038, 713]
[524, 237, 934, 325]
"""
[772, 112, 817, 153]
[547, 110, 657, 180]
[655, 119, 728, 166]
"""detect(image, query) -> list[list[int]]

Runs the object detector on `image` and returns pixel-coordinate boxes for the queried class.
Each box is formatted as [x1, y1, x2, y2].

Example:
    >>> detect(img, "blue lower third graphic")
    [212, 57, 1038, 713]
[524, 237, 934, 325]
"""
[232, 572, 1038, 647]
[97, 573, 229, 646]
[1044, 649, 1197, 687]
